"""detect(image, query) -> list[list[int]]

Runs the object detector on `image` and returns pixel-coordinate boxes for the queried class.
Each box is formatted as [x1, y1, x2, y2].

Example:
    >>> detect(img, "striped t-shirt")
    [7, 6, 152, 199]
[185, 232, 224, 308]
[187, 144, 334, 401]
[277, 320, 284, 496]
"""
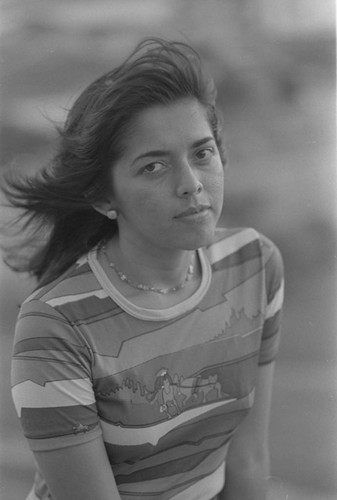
[11, 227, 284, 500]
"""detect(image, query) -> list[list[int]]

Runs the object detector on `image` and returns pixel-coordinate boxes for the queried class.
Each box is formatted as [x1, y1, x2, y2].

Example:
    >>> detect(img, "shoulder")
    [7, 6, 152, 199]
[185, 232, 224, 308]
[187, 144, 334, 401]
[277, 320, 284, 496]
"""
[257, 231, 283, 271]
[24, 256, 94, 304]
[207, 226, 281, 262]
[17, 254, 107, 330]
[23, 257, 100, 307]
[206, 226, 284, 282]
[13, 258, 100, 357]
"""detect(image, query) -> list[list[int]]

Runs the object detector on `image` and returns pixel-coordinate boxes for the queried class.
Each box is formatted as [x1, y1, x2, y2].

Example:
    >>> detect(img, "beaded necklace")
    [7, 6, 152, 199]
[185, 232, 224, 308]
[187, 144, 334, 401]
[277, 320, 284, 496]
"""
[100, 243, 194, 294]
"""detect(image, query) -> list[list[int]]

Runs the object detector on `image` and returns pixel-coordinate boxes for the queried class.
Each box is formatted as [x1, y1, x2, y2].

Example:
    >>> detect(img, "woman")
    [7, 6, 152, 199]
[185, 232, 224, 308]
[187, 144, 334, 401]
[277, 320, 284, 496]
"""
[5, 38, 284, 500]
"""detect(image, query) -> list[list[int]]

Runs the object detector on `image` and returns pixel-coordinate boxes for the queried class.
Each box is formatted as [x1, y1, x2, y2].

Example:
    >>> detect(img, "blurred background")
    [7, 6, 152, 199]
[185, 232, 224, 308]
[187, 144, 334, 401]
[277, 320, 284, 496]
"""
[0, 1, 336, 499]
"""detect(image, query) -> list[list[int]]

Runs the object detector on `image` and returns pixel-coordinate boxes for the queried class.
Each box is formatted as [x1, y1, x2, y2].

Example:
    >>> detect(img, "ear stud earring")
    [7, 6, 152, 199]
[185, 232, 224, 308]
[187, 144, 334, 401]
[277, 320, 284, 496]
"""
[107, 209, 118, 220]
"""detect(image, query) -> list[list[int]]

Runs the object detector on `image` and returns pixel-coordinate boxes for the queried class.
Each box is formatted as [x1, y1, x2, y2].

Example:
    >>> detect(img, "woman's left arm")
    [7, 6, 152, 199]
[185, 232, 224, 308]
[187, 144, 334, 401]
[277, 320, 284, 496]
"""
[220, 361, 276, 500]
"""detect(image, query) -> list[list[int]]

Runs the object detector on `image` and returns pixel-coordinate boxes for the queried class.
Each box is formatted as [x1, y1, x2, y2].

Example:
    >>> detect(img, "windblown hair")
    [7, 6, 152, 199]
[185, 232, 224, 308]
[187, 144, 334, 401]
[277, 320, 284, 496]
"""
[2, 37, 225, 286]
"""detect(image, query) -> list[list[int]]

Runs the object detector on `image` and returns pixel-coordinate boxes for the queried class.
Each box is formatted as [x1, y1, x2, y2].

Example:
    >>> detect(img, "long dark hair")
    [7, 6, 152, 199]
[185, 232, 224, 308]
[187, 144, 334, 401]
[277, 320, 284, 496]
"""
[1, 38, 225, 286]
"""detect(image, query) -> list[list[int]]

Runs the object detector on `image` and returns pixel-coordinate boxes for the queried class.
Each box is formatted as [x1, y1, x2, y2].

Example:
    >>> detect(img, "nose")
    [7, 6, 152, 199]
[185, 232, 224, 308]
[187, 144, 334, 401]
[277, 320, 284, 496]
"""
[176, 161, 203, 198]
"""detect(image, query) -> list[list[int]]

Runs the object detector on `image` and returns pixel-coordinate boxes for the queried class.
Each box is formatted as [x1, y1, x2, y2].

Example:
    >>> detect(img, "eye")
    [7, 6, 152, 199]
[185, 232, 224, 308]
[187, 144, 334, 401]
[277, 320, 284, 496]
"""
[141, 162, 167, 175]
[195, 147, 215, 161]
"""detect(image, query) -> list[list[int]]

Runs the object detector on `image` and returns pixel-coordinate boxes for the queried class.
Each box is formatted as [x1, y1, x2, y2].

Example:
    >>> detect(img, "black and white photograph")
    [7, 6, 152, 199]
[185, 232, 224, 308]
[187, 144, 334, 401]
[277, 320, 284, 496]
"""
[0, 1, 335, 499]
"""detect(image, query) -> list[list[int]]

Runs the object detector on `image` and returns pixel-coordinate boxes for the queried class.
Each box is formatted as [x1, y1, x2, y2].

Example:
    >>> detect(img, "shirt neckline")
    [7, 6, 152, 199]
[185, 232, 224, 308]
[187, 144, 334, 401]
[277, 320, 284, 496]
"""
[87, 246, 211, 321]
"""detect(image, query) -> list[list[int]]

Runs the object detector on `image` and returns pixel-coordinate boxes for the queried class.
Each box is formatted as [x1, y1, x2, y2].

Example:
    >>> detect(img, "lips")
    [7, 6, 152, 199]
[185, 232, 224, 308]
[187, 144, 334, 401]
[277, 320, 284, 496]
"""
[175, 204, 210, 218]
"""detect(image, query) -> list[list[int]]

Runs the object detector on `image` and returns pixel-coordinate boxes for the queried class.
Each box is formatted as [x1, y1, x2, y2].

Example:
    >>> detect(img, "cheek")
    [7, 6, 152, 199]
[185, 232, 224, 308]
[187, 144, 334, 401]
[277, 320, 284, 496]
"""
[204, 165, 224, 199]
[122, 188, 167, 220]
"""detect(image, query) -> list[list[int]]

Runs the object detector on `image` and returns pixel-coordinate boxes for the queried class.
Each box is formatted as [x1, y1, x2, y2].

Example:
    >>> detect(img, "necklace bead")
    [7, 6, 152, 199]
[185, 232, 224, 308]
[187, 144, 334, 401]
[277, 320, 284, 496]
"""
[100, 243, 194, 294]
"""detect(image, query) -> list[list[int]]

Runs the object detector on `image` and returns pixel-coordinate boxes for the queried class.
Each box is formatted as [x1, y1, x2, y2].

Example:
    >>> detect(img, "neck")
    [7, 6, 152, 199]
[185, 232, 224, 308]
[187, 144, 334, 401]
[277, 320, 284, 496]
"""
[106, 236, 195, 289]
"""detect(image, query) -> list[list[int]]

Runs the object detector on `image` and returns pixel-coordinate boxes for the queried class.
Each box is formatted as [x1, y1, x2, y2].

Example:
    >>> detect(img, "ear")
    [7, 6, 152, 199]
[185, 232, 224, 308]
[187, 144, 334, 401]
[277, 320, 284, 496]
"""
[91, 197, 115, 217]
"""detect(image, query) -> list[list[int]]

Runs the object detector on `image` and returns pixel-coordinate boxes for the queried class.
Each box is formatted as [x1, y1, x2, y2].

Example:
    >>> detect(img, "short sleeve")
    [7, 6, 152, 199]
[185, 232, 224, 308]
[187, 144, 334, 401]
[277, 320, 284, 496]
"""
[258, 235, 284, 365]
[11, 299, 101, 451]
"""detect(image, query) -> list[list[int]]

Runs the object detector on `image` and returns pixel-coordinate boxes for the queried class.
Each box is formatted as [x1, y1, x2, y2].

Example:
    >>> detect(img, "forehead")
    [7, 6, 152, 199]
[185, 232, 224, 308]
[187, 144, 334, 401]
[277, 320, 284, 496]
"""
[124, 98, 212, 154]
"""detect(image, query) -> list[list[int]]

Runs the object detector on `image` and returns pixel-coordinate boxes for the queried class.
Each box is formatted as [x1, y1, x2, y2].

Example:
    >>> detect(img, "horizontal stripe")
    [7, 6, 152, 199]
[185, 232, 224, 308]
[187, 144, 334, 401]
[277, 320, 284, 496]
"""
[112, 439, 231, 491]
[12, 378, 95, 417]
[42, 269, 100, 302]
[207, 228, 258, 265]
[104, 402, 251, 468]
[262, 310, 282, 340]
[91, 301, 231, 359]
[110, 432, 232, 475]
[18, 309, 70, 325]
[70, 303, 123, 325]
[115, 446, 220, 484]
[101, 399, 236, 447]
[20, 403, 98, 439]
[52, 295, 123, 326]
[265, 280, 284, 319]
[91, 286, 263, 376]
[13, 336, 88, 357]
[14, 350, 83, 368]
[45, 288, 108, 307]
[264, 244, 284, 299]
[11, 357, 89, 387]
[26, 261, 91, 301]
[27, 425, 102, 452]
[211, 240, 261, 273]
[200, 254, 264, 313]
[171, 461, 225, 500]
[259, 334, 281, 365]
[118, 445, 226, 496]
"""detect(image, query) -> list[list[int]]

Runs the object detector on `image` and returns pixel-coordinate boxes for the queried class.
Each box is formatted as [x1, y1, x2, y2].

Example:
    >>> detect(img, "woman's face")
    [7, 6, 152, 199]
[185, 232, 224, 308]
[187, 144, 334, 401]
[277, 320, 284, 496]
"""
[109, 98, 224, 256]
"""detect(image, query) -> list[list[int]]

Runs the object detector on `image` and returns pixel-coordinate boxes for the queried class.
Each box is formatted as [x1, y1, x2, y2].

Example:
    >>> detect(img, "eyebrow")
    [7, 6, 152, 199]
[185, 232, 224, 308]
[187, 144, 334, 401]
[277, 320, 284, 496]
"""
[131, 136, 215, 165]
